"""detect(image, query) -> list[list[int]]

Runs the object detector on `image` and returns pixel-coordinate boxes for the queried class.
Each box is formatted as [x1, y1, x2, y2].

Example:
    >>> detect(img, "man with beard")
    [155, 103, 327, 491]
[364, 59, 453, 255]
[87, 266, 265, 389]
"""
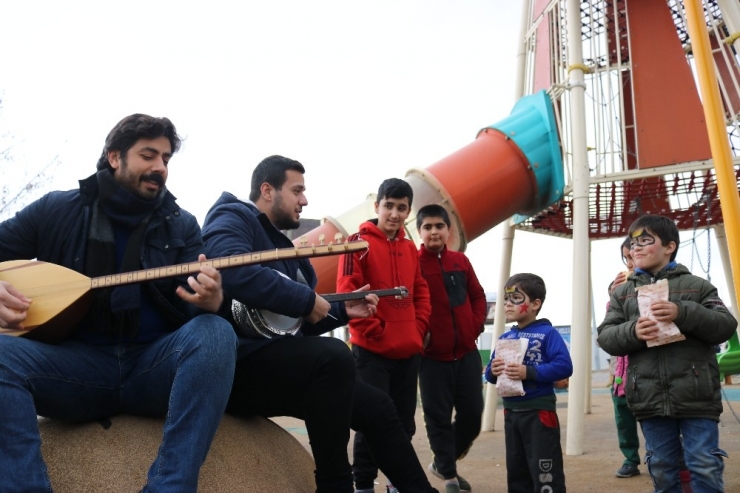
[0, 114, 237, 493]
[201, 155, 438, 493]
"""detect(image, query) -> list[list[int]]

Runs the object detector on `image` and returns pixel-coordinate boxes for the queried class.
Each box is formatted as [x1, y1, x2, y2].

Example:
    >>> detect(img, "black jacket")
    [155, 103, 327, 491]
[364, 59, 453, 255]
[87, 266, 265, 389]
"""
[0, 173, 204, 333]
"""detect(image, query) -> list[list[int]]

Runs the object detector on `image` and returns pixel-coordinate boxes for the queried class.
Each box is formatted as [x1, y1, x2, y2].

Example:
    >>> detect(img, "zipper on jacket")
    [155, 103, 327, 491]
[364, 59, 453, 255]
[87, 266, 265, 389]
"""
[659, 350, 670, 415]
[389, 237, 400, 289]
[438, 252, 459, 360]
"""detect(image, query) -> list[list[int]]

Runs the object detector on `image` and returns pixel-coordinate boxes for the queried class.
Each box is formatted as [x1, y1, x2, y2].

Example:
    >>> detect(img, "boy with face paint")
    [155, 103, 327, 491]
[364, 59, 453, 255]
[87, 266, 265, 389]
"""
[484, 273, 572, 493]
[598, 215, 736, 493]
[609, 240, 693, 484]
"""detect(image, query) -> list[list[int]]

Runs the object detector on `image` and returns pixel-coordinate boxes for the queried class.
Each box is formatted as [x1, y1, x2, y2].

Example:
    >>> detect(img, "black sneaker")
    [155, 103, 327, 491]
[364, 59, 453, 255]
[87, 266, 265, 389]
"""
[615, 463, 640, 478]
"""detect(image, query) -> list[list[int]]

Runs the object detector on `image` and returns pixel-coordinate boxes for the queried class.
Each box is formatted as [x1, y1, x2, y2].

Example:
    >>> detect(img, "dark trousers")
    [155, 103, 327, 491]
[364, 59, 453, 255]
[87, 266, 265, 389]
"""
[612, 393, 640, 466]
[352, 376, 436, 492]
[352, 345, 422, 489]
[504, 408, 566, 493]
[228, 337, 355, 493]
[227, 337, 434, 493]
[419, 350, 483, 479]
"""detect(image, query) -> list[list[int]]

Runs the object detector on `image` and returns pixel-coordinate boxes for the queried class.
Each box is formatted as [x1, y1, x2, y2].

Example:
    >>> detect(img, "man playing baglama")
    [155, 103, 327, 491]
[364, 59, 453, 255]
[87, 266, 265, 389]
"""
[0, 114, 237, 493]
[201, 155, 438, 493]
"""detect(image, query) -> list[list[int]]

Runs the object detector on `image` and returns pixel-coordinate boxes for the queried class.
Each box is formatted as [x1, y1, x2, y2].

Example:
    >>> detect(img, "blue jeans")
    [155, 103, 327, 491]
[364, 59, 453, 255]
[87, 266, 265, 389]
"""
[0, 314, 237, 493]
[641, 416, 727, 493]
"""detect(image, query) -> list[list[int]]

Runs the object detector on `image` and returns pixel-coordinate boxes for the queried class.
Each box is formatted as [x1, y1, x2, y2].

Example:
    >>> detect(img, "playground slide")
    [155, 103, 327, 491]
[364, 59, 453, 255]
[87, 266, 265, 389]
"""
[295, 90, 565, 295]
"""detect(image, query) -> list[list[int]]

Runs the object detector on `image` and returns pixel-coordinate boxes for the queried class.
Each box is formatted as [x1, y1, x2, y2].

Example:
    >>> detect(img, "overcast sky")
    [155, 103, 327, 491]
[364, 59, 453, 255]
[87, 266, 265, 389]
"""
[0, 1, 733, 330]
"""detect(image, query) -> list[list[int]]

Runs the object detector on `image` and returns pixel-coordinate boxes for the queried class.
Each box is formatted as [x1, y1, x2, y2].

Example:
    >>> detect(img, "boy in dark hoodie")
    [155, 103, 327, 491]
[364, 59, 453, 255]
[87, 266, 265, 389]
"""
[485, 273, 572, 493]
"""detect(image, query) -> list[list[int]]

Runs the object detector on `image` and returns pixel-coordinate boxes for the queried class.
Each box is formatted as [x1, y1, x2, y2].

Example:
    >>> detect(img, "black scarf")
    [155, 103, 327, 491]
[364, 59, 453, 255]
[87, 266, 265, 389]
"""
[83, 170, 166, 338]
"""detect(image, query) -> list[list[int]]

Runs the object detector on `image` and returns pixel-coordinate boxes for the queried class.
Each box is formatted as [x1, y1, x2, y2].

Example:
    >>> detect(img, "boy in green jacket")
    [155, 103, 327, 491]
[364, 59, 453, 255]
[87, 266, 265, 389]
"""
[597, 215, 736, 492]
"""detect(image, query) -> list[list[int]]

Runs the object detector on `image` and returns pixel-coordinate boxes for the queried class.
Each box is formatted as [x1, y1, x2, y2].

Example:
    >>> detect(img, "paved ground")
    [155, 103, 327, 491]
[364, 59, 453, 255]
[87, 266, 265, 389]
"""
[273, 370, 740, 492]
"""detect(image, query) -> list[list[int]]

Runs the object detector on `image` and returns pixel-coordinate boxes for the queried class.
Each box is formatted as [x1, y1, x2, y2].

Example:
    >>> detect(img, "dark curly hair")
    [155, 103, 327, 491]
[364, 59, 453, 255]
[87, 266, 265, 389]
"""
[96, 114, 181, 171]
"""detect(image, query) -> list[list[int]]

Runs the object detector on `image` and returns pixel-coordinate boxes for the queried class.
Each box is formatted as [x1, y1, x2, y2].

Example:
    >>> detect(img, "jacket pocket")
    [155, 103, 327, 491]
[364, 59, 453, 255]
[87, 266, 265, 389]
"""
[146, 237, 187, 266]
[147, 237, 186, 251]
[687, 361, 714, 402]
[364, 323, 386, 341]
[144, 237, 189, 303]
[444, 271, 468, 308]
[625, 366, 642, 411]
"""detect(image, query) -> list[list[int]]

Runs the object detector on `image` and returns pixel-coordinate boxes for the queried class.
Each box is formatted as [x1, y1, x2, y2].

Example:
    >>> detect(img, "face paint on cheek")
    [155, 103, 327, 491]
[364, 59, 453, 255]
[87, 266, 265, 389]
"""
[519, 303, 529, 314]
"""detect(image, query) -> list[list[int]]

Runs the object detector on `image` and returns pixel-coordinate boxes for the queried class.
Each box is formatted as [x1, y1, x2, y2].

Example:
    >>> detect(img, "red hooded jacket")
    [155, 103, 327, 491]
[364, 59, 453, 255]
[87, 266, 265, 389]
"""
[418, 244, 487, 361]
[337, 220, 431, 359]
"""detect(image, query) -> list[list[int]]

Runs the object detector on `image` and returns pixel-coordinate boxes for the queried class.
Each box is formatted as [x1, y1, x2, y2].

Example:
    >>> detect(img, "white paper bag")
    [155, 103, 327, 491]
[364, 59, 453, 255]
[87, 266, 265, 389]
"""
[636, 279, 685, 347]
[495, 338, 529, 397]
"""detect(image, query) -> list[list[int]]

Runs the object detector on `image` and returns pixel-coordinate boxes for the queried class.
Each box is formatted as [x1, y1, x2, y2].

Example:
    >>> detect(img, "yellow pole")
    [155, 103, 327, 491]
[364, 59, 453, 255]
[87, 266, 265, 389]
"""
[683, 0, 740, 297]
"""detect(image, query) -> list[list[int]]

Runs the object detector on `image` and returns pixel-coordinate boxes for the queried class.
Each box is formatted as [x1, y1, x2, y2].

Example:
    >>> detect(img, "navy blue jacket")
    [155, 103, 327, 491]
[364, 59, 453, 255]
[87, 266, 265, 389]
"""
[201, 192, 348, 358]
[0, 173, 204, 333]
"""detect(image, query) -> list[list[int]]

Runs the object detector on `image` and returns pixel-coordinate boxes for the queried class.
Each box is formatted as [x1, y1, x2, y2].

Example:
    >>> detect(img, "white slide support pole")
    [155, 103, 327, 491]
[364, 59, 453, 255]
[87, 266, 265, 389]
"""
[481, 0, 531, 432]
[717, 0, 740, 55]
[565, 0, 591, 456]
[713, 224, 739, 320]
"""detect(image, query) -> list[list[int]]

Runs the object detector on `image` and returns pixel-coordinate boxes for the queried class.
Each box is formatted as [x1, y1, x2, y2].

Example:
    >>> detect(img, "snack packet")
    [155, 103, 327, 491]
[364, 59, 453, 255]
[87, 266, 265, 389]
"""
[495, 338, 529, 397]
[636, 279, 685, 347]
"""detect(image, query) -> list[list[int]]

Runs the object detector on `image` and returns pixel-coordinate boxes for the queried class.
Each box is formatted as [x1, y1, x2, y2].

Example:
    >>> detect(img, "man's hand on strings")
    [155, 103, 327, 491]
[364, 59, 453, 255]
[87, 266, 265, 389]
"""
[176, 254, 224, 312]
[345, 284, 379, 319]
[306, 295, 331, 324]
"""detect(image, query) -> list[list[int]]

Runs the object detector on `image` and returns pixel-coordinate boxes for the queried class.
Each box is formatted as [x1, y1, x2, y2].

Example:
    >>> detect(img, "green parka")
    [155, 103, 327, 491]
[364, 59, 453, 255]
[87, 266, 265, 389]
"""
[597, 263, 737, 421]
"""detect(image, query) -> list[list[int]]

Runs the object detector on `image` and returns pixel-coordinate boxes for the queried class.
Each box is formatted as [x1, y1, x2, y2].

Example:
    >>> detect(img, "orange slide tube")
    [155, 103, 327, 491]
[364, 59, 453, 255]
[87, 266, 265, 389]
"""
[297, 90, 562, 295]
[406, 128, 538, 250]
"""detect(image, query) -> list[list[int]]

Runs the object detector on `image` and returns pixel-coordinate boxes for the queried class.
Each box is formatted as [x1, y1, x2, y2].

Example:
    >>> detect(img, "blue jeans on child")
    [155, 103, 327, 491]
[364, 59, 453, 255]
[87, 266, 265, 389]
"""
[641, 416, 727, 493]
[0, 314, 237, 493]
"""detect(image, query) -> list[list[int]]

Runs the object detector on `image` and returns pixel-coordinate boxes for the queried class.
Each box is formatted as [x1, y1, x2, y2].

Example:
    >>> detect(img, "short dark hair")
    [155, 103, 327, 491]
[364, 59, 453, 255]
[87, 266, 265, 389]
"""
[96, 114, 181, 171]
[628, 215, 680, 262]
[505, 273, 546, 313]
[416, 204, 450, 230]
[620, 237, 631, 265]
[377, 178, 413, 206]
[249, 155, 306, 202]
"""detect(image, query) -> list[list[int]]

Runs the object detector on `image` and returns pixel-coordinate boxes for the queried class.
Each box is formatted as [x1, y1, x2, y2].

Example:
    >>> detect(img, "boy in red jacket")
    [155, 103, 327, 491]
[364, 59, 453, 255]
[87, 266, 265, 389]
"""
[337, 178, 431, 493]
[417, 205, 487, 493]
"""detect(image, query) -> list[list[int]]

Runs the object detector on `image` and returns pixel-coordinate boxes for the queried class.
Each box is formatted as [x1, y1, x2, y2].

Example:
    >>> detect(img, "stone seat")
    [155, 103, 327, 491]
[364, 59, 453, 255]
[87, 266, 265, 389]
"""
[39, 414, 315, 492]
